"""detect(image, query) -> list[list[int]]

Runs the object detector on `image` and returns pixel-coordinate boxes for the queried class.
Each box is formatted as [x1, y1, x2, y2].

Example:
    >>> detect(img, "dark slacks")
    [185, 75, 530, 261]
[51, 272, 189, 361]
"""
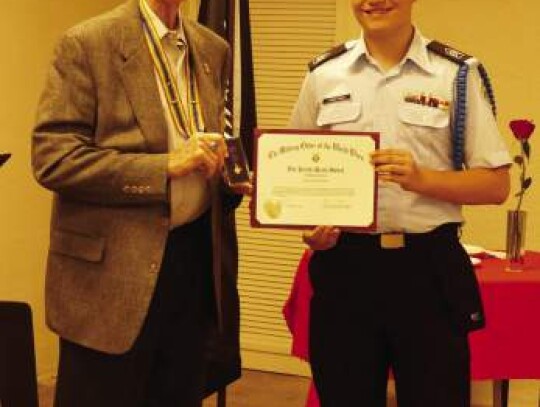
[54, 212, 214, 407]
[309, 224, 479, 407]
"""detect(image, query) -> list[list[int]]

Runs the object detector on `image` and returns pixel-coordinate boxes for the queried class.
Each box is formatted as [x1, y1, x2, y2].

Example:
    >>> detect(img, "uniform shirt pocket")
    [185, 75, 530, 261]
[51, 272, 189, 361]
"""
[397, 102, 452, 167]
[398, 102, 450, 129]
[316, 101, 361, 127]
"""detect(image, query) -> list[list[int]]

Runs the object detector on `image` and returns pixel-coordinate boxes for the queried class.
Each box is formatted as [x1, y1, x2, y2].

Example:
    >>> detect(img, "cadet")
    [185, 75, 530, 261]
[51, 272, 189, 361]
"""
[289, 0, 511, 406]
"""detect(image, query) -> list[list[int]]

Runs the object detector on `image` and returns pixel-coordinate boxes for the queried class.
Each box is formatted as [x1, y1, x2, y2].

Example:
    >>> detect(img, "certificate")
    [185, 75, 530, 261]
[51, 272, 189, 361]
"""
[252, 129, 379, 230]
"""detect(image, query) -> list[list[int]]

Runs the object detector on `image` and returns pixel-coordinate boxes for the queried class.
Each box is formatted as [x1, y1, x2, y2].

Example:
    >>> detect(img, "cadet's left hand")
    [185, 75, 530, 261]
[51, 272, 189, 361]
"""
[370, 148, 422, 192]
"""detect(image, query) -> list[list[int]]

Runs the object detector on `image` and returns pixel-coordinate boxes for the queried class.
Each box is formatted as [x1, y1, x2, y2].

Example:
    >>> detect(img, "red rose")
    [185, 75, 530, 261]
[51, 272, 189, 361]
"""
[509, 119, 535, 140]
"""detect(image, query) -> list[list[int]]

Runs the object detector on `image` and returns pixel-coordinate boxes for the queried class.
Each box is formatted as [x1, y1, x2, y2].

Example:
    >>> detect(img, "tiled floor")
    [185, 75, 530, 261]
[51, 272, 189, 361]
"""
[39, 370, 539, 406]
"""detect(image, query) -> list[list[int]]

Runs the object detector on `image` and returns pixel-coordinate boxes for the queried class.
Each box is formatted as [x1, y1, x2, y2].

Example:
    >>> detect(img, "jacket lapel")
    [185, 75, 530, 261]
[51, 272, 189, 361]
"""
[118, 0, 168, 153]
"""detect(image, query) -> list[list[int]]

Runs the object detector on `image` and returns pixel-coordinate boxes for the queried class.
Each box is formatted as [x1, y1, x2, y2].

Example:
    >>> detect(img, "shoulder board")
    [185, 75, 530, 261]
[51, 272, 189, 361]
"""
[308, 43, 348, 72]
[427, 41, 472, 65]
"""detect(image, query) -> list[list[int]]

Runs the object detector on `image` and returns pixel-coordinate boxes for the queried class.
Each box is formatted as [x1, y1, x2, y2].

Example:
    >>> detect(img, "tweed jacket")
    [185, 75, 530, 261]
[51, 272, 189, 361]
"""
[31, 0, 242, 377]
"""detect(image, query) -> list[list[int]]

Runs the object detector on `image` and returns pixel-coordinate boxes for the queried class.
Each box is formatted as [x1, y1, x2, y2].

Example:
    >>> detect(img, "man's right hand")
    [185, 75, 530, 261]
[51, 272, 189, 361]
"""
[168, 133, 227, 179]
[302, 226, 341, 251]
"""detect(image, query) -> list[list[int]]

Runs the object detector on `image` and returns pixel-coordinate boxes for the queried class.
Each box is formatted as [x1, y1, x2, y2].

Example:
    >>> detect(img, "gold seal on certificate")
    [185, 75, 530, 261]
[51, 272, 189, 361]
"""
[252, 130, 379, 230]
[224, 136, 251, 186]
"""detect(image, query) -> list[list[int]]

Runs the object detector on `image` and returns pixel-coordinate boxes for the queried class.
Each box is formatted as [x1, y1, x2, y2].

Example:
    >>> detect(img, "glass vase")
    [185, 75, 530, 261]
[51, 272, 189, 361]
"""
[505, 209, 527, 272]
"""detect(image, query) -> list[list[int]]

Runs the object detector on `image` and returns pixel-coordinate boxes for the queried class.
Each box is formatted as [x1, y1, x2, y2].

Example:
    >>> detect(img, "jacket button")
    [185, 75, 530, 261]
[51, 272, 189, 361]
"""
[122, 185, 130, 193]
[149, 263, 159, 273]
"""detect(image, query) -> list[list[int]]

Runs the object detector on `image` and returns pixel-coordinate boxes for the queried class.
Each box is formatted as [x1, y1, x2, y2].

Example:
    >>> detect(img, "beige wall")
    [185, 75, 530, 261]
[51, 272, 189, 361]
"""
[0, 0, 202, 379]
[0, 0, 200, 380]
[0, 0, 133, 379]
[337, 0, 540, 251]
[1, 0, 539, 383]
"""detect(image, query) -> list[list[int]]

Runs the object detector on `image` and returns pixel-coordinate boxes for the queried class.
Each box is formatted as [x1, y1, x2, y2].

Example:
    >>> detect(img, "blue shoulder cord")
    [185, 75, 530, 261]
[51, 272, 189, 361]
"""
[452, 63, 497, 170]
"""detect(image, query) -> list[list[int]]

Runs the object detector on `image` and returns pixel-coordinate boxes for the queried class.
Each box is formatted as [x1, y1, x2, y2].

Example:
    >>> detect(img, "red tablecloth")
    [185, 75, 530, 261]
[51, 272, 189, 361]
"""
[283, 250, 540, 407]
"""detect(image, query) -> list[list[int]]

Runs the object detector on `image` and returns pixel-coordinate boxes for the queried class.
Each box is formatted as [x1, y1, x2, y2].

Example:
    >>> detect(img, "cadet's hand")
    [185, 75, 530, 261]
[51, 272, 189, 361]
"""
[370, 148, 423, 192]
[302, 226, 341, 251]
[168, 133, 227, 179]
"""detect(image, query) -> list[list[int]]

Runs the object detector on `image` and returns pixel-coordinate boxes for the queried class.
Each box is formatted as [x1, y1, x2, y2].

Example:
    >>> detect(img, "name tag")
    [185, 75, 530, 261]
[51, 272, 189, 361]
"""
[323, 93, 351, 104]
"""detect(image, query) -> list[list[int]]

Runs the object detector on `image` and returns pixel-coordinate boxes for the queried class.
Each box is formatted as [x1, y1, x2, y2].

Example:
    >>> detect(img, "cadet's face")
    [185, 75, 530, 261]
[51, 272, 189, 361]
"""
[351, 0, 415, 35]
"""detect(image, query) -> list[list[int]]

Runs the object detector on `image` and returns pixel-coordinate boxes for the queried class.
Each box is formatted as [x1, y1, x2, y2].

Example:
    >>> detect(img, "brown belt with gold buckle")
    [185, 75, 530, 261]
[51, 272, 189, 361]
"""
[380, 233, 405, 249]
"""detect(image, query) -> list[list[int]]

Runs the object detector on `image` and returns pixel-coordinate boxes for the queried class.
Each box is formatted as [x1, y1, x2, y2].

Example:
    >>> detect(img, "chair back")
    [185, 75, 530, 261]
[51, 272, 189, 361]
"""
[0, 302, 39, 407]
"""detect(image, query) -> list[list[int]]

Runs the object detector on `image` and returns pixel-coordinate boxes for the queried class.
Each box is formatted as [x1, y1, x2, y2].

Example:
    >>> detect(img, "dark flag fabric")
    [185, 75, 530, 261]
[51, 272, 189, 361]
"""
[198, 0, 228, 39]
[198, 0, 257, 165]
[238, 0, 256, 165]
[197, 0, 257, 397]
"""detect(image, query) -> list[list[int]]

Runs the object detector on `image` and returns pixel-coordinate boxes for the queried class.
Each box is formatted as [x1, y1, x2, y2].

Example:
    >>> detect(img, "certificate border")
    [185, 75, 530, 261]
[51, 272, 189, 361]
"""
[251, 129, 379, 231]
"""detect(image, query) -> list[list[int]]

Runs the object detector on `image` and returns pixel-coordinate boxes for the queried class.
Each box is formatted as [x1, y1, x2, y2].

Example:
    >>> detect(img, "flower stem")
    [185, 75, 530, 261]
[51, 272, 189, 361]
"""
[516, 141, 527, 212]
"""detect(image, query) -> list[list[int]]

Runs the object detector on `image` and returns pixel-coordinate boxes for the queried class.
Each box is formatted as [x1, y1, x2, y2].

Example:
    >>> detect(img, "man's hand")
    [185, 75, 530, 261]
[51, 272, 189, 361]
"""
[225, 170, 254, 196]
[370, 148, 423, 192]
[168, 133, 227, 179]
[302, 226, 341, 251]
[228, 181, 253, 196]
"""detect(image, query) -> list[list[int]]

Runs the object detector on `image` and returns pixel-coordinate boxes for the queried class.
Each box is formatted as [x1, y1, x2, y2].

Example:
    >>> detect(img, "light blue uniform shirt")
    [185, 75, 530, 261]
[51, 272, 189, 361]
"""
[289, 29, 511, 233]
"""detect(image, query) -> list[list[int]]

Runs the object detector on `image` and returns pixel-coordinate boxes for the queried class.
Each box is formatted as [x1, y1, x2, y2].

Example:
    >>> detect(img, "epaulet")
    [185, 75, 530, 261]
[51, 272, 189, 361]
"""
[427, 40, 473, 65]
[308, 43, 349, 72]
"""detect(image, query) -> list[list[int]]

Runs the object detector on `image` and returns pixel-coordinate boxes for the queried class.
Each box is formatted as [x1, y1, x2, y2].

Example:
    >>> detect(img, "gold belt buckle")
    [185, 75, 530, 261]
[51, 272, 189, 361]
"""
[380, 233, 405, 249]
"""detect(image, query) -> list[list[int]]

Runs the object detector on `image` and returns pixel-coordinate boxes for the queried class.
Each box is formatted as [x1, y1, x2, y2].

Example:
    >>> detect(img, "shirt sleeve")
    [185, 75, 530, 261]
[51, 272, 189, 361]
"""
[464, 66, 512, 169]
[288, 71, 319, 129]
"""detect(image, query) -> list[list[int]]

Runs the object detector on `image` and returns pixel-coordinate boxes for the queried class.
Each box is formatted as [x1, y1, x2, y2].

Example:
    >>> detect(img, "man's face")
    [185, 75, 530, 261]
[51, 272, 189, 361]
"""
[350, 0, 415, 36]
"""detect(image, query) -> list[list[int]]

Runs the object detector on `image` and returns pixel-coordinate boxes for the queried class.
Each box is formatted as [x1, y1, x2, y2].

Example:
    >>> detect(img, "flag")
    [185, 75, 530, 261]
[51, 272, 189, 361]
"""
[198, 0, 258, 399]
[238, 0, 256, 165]
[198, 0, 229, 39]
[198, 0, 257, 165]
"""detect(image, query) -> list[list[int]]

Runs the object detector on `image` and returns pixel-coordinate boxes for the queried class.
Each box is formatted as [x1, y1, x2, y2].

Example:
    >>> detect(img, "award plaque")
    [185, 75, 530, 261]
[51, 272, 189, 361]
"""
[224, 136, 251, 185]
[252, 129, 379, 230]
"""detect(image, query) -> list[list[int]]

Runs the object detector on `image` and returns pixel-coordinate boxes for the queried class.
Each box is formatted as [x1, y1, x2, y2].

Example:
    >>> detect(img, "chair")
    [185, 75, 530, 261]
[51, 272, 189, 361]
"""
[0, 302, 39, 407]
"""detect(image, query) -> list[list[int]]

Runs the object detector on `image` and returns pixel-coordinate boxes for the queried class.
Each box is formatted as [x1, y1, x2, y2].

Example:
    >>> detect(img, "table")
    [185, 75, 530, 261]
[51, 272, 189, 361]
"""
[283, 250, 540, 407]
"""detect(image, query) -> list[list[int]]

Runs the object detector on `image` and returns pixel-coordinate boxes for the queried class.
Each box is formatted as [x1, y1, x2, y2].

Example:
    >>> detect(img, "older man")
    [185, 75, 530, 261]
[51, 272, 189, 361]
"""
[32, 0, 244, 405]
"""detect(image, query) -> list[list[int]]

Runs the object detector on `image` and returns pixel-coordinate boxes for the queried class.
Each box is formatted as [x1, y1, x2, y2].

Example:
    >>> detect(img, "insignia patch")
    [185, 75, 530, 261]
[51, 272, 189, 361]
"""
[427, 40, 472, 65]
[404, 92, 450, 110]
[308, 43, 349, 72]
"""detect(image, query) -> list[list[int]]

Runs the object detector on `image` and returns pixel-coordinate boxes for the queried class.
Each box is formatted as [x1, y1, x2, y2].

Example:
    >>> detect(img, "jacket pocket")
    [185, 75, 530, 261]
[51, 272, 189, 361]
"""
[50, 229, 106, 263]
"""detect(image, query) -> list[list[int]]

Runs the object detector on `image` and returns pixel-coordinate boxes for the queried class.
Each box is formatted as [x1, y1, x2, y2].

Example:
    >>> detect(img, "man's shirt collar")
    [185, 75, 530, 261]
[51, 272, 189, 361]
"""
[346, 28, 436, 75]
[143, 0, 186, 43]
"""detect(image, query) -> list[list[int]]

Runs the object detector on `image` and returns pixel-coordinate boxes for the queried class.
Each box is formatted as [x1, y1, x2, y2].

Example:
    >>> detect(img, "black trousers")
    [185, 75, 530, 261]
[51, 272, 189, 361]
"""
[54, 212, 214, 407]
[309, 224, 480, 407]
